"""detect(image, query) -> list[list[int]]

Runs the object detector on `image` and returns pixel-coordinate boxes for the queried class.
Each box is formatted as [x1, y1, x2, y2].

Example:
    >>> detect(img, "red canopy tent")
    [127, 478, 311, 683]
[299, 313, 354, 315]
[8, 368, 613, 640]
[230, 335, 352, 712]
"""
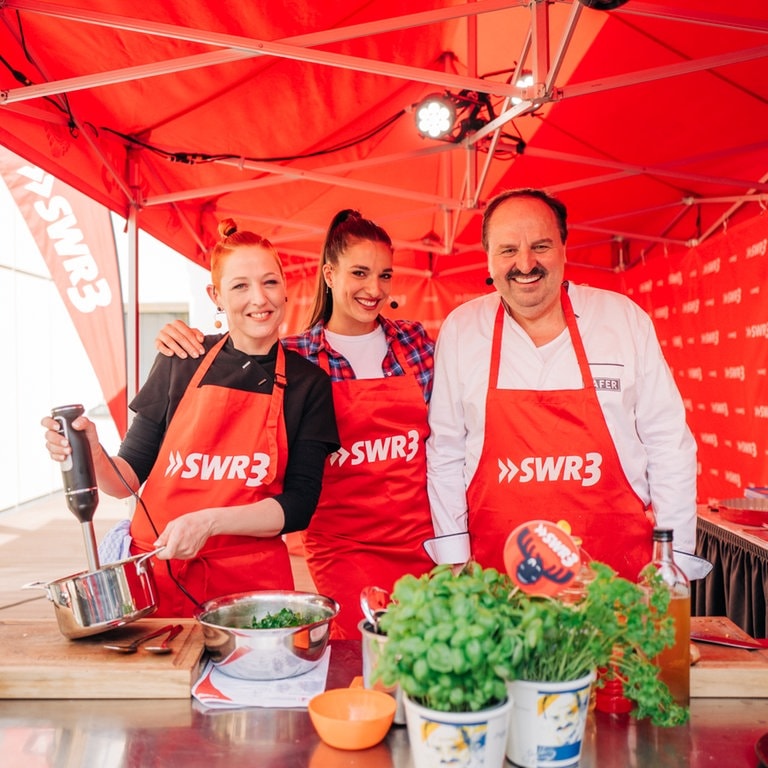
[1, 0, 765, 275]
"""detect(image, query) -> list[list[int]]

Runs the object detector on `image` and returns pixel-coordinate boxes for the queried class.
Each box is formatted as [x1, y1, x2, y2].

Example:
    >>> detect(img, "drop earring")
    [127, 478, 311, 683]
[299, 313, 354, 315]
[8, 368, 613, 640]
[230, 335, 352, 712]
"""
[214, 307, 225, 329]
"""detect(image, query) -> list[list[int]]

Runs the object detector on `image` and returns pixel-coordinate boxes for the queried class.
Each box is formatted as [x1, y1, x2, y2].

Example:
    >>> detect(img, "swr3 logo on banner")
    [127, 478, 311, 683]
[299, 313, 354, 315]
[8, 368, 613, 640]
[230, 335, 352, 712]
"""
[165, 451, 270, 487]
[329, 429, 420, 467]
[497, 452, 602, 487]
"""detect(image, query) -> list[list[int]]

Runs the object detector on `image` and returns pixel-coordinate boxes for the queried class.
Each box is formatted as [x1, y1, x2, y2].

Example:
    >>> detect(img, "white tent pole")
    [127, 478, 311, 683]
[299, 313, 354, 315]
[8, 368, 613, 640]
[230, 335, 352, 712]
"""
[442, 148, 453, 260]
[6, 0, 526, 101]
[126, 149, 141, 406]
[465, 0, 479, 212]
[697, 171, 768, 244]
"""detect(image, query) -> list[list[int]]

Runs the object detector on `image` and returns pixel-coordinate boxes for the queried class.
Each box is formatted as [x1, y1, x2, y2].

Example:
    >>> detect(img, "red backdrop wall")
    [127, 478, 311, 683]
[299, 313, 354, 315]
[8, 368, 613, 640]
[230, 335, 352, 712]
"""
[621, 214, 768, 504]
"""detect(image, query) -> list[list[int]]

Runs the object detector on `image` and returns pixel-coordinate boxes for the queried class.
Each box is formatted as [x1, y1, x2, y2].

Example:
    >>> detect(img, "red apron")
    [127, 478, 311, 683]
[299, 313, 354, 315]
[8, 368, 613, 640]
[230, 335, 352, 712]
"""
[467, 286, 654, 582]
[303, 339, 435, 639]
[130, 335, 293, 617]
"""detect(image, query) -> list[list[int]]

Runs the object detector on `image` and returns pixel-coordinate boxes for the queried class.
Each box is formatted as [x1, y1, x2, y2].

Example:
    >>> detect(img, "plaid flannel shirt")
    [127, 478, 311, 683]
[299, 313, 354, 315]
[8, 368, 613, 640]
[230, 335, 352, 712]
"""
[282, 316, 435, 402]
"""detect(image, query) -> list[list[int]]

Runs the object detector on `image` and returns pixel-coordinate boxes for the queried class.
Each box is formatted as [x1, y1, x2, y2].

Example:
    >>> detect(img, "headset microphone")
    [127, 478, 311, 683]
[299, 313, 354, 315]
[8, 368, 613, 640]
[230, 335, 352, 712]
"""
[485, 277, 494, 286]
[389, 300, 399, 309]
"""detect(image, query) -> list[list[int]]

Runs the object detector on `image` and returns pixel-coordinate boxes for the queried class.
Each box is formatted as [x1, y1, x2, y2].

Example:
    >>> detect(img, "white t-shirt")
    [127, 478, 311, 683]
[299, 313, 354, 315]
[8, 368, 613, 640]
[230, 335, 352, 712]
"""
[426, 283, 698, 561]
[324, 325, 388, 378]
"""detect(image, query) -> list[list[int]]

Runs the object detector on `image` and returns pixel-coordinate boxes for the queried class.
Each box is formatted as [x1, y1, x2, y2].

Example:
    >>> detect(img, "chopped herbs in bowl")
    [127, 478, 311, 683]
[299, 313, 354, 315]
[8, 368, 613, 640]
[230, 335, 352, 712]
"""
[196, 590, 340, 680]
[248, 607, 318, 629]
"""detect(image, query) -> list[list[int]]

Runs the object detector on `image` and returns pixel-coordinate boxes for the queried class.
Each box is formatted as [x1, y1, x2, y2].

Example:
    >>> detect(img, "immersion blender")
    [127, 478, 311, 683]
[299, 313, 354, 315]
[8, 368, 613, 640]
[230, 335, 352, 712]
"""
[51, 404, 101, 572]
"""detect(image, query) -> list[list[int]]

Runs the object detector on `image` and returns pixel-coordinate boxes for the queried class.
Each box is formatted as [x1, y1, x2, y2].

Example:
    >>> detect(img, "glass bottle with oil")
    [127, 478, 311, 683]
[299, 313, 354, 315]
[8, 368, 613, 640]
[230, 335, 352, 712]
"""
[643, 527, 690, 707]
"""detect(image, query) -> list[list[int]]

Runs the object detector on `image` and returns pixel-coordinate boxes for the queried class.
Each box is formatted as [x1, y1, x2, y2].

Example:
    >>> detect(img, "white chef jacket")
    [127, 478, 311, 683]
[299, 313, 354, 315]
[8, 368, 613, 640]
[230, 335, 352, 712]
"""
[426, 283, 697, 563]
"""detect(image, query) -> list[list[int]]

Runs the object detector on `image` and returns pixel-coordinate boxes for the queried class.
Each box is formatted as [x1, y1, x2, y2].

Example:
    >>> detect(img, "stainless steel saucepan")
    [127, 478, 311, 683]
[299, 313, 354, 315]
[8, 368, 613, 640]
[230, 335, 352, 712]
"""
[25, 549, 161, 639]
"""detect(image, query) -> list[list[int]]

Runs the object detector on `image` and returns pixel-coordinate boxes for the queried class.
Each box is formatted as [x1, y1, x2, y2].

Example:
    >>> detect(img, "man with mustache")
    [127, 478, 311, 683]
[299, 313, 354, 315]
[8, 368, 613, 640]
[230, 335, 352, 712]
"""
[424, 188, 697, 581]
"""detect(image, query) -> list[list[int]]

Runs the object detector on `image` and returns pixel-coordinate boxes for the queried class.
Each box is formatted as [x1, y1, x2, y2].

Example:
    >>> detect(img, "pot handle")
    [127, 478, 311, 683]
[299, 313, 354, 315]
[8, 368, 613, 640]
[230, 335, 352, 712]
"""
[22, 581, 53, 601]
[22, 581, 48, 591]
[135, 546, 165, 572]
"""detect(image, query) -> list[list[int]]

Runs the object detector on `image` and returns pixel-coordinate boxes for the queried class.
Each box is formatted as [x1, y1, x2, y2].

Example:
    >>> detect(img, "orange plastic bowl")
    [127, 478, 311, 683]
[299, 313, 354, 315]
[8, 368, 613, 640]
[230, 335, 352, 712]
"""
[308, 688, 396, 750]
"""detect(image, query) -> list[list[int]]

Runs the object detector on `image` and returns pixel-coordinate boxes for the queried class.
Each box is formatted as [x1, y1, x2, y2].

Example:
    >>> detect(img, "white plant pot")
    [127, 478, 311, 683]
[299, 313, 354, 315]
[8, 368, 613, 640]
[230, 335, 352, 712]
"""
[505, 670, 595, 768]
[403, 693, 512, 768]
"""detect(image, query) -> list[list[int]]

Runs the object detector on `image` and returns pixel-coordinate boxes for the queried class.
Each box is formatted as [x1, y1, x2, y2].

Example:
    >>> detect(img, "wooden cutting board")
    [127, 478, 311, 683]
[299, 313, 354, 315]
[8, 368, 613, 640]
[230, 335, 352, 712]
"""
[0, 616, 760, 700]
[0, 618, 206, 699]
[691, 616, 768, 698]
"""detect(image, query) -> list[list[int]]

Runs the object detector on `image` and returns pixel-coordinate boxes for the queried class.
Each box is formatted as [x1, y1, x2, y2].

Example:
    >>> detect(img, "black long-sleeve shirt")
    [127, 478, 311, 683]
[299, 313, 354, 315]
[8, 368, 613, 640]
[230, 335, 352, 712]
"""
[118, 337, 340, 533]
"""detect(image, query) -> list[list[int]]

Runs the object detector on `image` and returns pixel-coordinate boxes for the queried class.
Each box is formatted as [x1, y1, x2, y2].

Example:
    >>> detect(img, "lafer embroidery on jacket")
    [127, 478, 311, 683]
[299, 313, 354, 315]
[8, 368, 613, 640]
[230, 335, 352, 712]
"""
[593, 377, 621, 391]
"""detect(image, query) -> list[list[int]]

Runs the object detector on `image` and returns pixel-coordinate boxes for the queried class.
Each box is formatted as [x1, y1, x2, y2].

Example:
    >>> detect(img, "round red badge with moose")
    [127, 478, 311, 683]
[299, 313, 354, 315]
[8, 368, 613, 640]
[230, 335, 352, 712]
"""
[503, 520, 582, 596]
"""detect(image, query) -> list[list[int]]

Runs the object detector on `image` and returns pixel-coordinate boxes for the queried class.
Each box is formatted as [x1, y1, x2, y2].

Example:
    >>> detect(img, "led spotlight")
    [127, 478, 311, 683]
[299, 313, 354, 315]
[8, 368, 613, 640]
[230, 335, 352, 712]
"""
[415, 94, 456, 140]
[511, 72, 534, 106]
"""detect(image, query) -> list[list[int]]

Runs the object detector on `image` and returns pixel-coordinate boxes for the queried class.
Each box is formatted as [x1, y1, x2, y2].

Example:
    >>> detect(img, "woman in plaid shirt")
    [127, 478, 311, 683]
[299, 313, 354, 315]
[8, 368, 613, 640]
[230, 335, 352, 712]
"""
[155, 210, 437, 638]
[282, 209, 436, 637]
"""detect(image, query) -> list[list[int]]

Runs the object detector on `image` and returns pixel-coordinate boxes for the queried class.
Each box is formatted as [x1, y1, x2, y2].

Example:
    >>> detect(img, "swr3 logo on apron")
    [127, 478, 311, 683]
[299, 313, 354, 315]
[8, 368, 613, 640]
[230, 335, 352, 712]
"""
[329, 428, 421, 467]
[496, 452, 603, 487]
[164, 450, 271, 487]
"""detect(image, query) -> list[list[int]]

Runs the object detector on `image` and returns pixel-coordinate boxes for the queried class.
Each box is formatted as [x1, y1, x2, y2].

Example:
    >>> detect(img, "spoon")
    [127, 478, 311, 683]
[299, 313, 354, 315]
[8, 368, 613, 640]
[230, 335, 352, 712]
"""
[102, 624, 178, 654]
[144, 624, 183, 654]
[359, 585, 390, 634]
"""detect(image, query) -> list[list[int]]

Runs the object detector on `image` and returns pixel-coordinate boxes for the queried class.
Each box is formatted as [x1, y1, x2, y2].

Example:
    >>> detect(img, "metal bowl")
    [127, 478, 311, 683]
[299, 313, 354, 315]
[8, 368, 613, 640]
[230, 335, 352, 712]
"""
[195, 590, 339, 680]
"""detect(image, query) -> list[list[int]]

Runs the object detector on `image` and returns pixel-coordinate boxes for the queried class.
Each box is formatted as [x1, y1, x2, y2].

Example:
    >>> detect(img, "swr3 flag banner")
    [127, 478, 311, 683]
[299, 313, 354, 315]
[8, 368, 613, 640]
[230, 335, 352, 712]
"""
[0, 147, 127, 437]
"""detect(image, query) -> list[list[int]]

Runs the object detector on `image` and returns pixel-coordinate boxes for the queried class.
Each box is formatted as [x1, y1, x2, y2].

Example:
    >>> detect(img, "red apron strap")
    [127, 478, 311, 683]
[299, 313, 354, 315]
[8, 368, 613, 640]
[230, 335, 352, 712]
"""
[490, 302, 505, 388]
[560, 285, 595, 391]
[261, 341, 287, 486]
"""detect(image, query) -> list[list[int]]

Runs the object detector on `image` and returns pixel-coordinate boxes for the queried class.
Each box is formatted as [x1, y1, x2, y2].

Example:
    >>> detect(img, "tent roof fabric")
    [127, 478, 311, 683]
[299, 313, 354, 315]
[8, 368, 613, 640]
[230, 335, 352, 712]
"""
[1, 0, 766, 275]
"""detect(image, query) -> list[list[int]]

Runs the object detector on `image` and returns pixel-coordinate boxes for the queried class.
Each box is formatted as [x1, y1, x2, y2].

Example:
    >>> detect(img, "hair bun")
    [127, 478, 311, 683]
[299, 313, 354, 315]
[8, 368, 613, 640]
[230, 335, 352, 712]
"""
[218, 217, 238, 239]
[329, 209, 362, 231]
